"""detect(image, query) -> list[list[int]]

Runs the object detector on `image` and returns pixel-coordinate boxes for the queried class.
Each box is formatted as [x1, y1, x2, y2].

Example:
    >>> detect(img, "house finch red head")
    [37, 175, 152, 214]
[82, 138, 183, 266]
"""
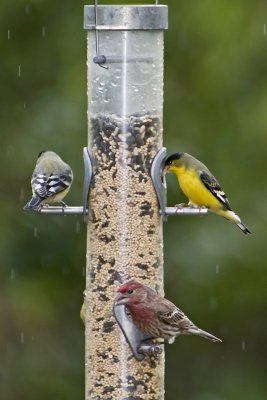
[115, 280, 221, 344]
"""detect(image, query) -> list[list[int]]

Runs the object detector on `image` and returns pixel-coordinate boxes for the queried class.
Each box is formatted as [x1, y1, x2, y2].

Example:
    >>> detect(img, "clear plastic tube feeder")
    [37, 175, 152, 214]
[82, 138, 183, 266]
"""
[84, 4, 168, 399]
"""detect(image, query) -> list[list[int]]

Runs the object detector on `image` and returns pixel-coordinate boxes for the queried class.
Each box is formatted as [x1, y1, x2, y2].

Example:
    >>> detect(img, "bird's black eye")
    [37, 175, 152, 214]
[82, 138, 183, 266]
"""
[127, 289, 133, 294]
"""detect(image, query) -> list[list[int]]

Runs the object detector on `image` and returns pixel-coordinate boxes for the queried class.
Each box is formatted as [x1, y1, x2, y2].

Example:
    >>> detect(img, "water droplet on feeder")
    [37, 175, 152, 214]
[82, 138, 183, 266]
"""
[241, 340, 246, 351]
[115, 69, 121, 80]
[18, 65, 21, 78]
[7, 29, 10, 40]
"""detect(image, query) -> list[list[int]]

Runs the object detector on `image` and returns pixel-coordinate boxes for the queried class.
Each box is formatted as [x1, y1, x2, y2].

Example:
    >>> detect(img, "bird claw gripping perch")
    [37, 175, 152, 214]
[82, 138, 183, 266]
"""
[138, 343, 162, 358]
[151, 147, 167, 221]
[113, 304, 162, 361]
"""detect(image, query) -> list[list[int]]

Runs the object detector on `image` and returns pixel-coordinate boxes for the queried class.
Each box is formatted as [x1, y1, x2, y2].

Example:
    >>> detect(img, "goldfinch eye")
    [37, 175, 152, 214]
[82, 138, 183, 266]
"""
[127, 289, 133, 294]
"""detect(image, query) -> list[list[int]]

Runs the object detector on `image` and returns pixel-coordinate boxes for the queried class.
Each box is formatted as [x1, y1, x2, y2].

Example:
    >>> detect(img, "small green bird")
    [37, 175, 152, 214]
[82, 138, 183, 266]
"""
[164, 152, 251, 235]
[24, 150, 73, 210]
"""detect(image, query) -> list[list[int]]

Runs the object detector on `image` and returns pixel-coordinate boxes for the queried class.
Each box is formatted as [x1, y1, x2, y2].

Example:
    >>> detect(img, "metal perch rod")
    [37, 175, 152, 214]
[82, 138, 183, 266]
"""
[35, 206, 208, 216]
[38, 206, 86, 215]
[164, 207, 208, 216]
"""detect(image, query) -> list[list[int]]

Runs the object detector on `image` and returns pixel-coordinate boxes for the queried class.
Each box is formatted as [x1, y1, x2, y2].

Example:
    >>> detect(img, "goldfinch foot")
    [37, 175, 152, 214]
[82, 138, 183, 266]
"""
[174, 203, 189, 209]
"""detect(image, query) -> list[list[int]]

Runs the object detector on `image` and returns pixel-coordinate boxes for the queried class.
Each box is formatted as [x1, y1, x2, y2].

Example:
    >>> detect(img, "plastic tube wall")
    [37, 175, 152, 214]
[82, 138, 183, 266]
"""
[85, 6, 167, 399]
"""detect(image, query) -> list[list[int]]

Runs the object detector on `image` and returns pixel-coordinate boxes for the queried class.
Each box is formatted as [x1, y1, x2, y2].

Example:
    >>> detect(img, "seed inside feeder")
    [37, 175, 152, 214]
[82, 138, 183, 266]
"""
[85, 111, 164, 398]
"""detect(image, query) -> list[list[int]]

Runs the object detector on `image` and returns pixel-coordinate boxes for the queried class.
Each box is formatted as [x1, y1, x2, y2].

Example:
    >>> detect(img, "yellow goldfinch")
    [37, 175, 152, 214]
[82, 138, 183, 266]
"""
[24, 150, 73, 210]
[164, 152, 251, 235]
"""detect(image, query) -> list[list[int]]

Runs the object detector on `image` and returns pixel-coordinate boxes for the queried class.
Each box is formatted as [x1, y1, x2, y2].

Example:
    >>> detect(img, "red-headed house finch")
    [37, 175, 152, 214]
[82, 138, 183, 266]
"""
[115, 280, 221, 344]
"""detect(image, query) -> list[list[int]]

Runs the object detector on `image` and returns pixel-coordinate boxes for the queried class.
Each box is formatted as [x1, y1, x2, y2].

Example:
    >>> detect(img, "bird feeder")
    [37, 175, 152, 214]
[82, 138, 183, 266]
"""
[20, 2, 215, 399]
[84, 2, 167, 399]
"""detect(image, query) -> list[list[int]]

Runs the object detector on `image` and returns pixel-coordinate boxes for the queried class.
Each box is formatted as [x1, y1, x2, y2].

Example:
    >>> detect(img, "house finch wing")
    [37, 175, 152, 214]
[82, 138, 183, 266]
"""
[158, 307, 192, 330]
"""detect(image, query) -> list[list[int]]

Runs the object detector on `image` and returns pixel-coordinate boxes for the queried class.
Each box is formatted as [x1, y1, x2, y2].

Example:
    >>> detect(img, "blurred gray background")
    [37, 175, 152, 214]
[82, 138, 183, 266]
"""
[1, 1, 266, 399]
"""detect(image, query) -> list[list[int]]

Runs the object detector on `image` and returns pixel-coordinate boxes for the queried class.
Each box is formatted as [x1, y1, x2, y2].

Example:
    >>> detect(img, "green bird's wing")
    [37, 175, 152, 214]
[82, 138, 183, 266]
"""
[199, 171, 232, 210]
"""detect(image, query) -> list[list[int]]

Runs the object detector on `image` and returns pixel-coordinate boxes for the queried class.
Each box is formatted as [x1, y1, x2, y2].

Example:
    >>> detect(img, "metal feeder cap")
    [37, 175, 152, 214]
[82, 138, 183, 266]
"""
[84, 5, 168, 30]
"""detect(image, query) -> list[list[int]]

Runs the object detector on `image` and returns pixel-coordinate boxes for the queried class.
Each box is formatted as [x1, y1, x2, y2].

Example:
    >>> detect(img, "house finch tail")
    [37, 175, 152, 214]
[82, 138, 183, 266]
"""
[187, 327, 221, 343]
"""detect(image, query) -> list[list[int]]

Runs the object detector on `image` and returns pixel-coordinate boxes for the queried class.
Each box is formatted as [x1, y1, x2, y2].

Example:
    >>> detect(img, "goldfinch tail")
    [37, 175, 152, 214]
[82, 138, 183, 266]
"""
[23, 196, 42, 210]
[237, 222, 251, 235]
[226, 210, 251, 235]
[216, 209, 251, 235]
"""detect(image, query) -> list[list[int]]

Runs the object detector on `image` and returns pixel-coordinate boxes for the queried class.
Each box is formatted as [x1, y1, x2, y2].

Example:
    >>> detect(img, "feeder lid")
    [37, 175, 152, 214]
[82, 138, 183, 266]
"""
[84, 5, 168, 30]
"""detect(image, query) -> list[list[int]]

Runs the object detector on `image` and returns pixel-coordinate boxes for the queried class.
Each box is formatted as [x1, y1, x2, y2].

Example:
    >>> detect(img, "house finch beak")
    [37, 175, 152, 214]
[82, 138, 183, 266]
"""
[114, 280, 222, 344]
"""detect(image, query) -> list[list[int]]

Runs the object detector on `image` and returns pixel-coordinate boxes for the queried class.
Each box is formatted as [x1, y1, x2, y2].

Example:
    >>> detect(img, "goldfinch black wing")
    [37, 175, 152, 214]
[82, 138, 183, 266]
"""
[199, 171, 232, 210]
[31, 170, 72, 199]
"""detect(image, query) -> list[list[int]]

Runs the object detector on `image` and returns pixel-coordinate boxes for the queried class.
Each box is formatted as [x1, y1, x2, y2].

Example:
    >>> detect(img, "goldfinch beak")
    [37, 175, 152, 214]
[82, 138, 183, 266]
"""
[163, 164, 169, 174]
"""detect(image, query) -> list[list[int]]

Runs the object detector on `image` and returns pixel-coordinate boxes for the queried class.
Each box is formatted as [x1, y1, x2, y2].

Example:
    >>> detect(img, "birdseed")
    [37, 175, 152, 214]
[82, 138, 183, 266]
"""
[85, 112, 164, 399]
